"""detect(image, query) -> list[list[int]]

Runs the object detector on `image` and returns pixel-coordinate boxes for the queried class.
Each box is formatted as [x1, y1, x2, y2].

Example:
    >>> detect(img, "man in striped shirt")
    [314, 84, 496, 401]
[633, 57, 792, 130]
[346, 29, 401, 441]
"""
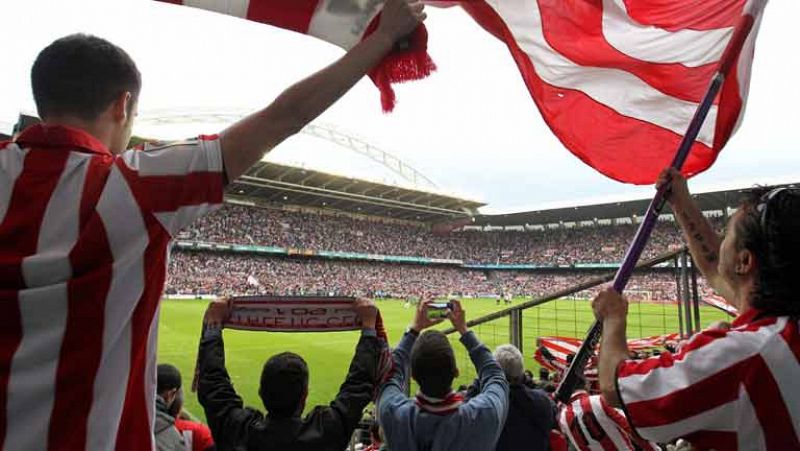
[0, 1, 425, 449]
[592, 169, 800, 449]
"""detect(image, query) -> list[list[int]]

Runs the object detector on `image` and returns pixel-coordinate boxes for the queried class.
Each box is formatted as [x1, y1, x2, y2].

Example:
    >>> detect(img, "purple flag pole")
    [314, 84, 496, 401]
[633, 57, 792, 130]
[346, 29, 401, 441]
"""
[554, 8, 762, 404]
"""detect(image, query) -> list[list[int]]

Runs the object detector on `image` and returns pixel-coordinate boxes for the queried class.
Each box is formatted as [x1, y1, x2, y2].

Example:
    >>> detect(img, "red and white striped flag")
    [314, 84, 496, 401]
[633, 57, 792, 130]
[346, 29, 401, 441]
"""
[156, 0, 435, 112]
[447, 0, 768, 184]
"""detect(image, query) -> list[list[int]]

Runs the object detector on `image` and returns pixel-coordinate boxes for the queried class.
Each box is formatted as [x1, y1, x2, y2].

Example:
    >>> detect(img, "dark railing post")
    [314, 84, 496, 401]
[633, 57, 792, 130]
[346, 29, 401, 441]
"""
[510, 309, 523, 352]
[674, 255, 685, 338]
[681, 250, 694, 336]
[691, 257, 702, 331]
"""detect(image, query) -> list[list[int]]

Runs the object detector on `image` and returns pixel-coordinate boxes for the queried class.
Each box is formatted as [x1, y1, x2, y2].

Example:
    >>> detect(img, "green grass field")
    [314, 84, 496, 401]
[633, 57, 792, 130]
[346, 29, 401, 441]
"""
[158, 298, 730, 421]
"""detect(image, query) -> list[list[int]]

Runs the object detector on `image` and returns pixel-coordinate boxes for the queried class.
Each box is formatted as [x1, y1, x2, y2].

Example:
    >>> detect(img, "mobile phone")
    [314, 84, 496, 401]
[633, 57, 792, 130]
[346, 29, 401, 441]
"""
[427, 302, 451, 319]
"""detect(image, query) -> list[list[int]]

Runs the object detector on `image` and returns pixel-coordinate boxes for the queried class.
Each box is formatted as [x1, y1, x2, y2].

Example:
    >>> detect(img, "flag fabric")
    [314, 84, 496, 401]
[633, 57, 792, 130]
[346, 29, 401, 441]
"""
[445, 0, 768, 184]
[702, 293, 739, 317]
[156, 0, 435, 112]
[534, 334, 680, 383]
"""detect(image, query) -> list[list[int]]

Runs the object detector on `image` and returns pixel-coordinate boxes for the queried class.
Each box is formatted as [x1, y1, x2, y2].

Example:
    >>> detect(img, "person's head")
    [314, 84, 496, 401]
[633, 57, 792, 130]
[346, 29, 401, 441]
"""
[494, 344, 524, 384]
[157, 364, 183, 414]
[719, 187, 800, 316]
[31, 34, 141, 154]
[259, 352, 309, 417]
[411, 330, 458, 398]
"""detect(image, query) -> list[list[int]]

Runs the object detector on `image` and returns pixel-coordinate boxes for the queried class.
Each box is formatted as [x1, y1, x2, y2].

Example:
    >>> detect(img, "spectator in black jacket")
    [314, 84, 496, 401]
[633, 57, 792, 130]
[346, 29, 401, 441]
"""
[492, 345, 556, 451]
[197, 298, 383, 451]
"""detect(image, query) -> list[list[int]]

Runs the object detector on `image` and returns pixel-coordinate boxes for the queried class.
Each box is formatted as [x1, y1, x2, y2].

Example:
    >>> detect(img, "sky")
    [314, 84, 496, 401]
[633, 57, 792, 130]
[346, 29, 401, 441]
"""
[1, 0, 798, 214]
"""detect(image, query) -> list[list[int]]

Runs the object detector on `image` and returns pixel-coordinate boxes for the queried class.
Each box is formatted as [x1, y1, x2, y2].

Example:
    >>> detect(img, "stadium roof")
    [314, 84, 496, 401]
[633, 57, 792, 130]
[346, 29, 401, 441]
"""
[475, 182, 799, 227]
[227, 160, 485, 222]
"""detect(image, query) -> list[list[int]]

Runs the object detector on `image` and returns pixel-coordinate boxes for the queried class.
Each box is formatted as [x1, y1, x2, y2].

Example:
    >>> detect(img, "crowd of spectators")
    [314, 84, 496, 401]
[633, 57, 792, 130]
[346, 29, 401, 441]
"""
[179, 204, 725, 265]
[166, 251, 699, 301]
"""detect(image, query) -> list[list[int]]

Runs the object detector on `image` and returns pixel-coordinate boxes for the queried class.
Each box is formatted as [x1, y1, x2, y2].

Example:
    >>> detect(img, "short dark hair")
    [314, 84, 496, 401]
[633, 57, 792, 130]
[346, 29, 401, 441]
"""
[411, 331, 457, 398]
[31, 34, 141, 121]
[259, 352, 309, 417]
[735, 187, 800, 316]
[157, 363, 182, 395]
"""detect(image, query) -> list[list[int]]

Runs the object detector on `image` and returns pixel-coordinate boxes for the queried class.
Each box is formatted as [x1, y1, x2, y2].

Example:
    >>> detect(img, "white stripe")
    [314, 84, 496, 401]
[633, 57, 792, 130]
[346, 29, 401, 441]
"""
[308, 0, 384, 50]
[602, 0, 733, 67]
[180, 0, 250, 18]
[589, 396, 632, 449]
[760, 321, 800, 441]
[4, 284, 69, 450]
[619, 318, 787, 401]
[489, 0, 717, 146]
[87, 165, 149, 450]
[154, 203, 221, 236]
[637, 398, 738, 443]
[0, 144, 28, 222]
[737, 386, 767, 451]
[145, 304, 161, 447]
[121, 138, 223, 177]
[22, 152, 89, 287]
[571, 400, 603, 450]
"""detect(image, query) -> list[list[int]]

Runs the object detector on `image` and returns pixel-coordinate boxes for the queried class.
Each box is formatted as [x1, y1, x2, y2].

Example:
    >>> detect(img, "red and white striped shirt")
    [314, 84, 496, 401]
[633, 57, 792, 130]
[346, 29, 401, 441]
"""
[0, 124, 224, 450]
[617, 308, 800, 450]
[558, 391, 658, 451]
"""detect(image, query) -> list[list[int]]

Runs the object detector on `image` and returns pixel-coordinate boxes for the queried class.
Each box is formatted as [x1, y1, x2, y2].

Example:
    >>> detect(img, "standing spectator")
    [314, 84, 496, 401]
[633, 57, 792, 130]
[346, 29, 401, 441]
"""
[492, 344, 556, 451]
[593, 169, 800, 449]
[377, 300, 509, 451]
[155, 364, 186, 451]
[156, 364, 216, 451]
[0, 0, 424, 449]
[197, 298, 384, 450]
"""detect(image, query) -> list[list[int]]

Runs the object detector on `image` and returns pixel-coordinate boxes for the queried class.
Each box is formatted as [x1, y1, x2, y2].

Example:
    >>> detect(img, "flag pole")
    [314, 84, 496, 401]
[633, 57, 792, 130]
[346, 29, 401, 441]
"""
[554, 5, 763, 404]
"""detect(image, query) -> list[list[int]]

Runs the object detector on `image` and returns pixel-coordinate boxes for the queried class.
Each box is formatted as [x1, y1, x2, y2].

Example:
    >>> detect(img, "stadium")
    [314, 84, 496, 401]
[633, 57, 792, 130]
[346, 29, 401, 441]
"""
[136, 110, 790, 437]
[3, 0, 799, 449]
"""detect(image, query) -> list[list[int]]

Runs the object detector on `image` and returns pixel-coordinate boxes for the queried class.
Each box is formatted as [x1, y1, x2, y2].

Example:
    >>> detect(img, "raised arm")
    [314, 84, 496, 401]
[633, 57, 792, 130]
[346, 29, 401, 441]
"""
[449, 301, 509, 444]
[658, 168, 734, 301]
[197, 301, 259, 449]
[220, 0, 426, 181]
[316, 299, 383, 445]
[592, 289, 630, 407]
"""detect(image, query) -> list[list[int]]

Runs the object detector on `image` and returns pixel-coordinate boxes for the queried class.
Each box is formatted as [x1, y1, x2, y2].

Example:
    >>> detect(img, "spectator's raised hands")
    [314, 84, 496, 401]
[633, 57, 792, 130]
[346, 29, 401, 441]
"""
[204, 298, 231, 329]
[410, 299, 444, 333]
[354, 297, 378, 330]
[447, 299, 468, 335]
[377, 0, 427, 43]
[656, 168, 690, 206]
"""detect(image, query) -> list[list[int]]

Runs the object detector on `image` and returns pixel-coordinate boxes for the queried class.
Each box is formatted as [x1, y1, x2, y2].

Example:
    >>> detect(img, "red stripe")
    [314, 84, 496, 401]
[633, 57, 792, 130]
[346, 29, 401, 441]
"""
[115, 214, 171, 450]
[578, 395, 618, 450]
[564, 402, 590, 451]
[461, 1, 718, 184]
[0, 148, 69, 447]
[622, 0, 746, 31]
[625, 356, 750, 428]
[48, 156, 113, 449]
[711, 20, 749, 151]
[744, 356, 800, 450]
[118, 163, 223, 214]
[780, 319, 800, 362]
[246, 0, 319, 33]
[618, 316, 779, 378]
[537, 0, 719, 104]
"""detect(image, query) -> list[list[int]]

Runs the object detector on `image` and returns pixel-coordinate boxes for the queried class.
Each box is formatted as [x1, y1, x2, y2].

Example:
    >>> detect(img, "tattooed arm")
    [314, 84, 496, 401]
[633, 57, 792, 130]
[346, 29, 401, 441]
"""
[657, 169, 735, 301]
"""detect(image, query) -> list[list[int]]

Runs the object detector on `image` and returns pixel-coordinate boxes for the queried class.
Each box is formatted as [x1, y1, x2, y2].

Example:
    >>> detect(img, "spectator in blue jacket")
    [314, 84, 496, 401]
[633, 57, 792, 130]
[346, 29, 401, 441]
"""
[377, 300, 509, 451]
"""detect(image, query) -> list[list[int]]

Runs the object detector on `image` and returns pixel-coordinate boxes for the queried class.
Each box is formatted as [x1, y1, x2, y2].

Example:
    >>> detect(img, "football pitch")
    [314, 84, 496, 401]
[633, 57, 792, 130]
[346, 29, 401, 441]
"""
[158, 298, 730, 420]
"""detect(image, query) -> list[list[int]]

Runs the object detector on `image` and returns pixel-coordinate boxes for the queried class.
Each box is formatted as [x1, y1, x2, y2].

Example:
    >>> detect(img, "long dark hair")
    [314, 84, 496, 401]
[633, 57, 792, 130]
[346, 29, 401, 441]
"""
[735, 188, 800, 316]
